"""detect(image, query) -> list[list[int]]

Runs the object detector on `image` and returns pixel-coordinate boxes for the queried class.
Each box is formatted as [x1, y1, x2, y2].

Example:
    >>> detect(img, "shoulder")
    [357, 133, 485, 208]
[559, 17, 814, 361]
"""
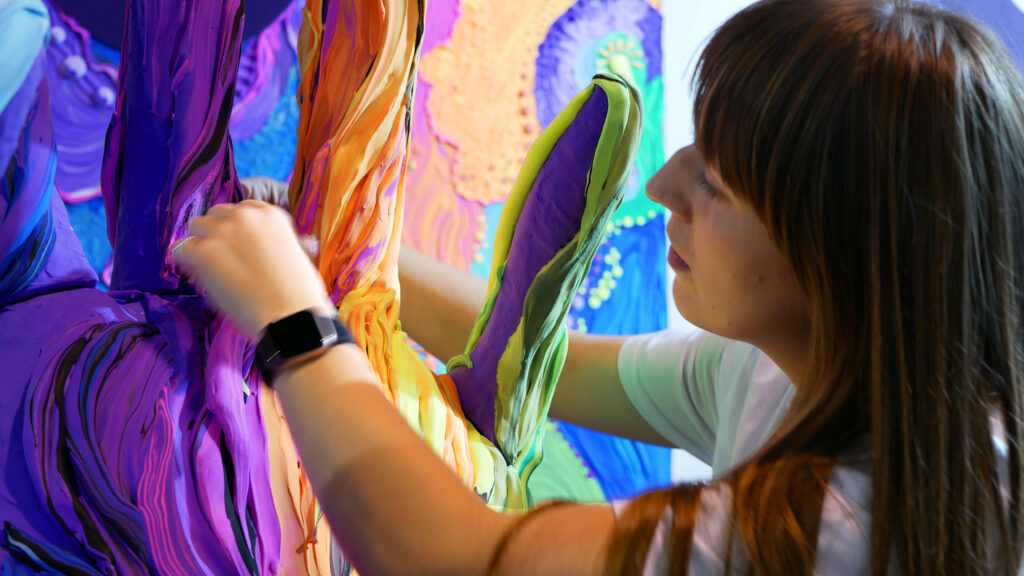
[619, 330, 765, 386]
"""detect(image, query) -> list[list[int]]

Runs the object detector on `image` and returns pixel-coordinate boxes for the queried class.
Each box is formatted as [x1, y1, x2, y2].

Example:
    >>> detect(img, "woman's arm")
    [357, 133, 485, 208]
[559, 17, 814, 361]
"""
[273, 344, 616, 576]
[173, 201, 616, 576]
[237, 179, 667, 443]
[399, 244, 670, 446]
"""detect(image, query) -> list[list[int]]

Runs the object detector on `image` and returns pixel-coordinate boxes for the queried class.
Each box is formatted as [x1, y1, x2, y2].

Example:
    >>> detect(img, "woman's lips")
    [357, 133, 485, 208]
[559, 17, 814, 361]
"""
[668, 248, 690, 272]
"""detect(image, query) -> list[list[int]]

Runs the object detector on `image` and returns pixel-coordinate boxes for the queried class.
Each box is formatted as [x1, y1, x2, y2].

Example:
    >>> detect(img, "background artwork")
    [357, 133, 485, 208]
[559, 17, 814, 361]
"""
[1, 0, 649, 569]
[405, 0, 673, 503]
[49, 0, 673, 503]
[44, 0, 1024, 503]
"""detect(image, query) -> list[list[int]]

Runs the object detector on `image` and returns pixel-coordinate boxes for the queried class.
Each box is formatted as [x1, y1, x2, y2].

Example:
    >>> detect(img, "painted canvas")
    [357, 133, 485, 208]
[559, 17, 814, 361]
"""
[0, 0, 643, 572]
[41, 0, 675, 505]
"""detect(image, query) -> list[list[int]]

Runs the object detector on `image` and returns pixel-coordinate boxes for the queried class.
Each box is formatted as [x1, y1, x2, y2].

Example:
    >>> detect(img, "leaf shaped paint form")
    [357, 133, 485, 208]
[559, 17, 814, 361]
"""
[448, 75, 643, 482]
[287, 0, 490, 500]
[289, 0, 418, 298]
[100, 0, 245, 292]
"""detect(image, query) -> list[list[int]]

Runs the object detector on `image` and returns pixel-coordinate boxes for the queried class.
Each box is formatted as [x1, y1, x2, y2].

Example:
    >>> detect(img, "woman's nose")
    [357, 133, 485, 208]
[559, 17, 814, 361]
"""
[646, 168, 693, 223]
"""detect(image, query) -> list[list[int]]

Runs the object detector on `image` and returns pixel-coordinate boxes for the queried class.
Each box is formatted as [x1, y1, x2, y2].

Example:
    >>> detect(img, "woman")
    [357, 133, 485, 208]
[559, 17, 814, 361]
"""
[175, 0, 1024, 573]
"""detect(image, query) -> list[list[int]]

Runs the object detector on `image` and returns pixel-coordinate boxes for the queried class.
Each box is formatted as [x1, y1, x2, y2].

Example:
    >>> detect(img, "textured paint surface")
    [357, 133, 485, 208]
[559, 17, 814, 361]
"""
[448, 74, 642, 465]
[50, 0, 304, 289]
[392, 0, 674, 501]
[42, 1, 118, 205]
[29, 0, 1024, 511]
[521, 0, 672, 501]
[0, 0, 321, 572]
[2, 1, 645, 573]
[288, 0, 643, 508]
[29, 0, 677, 506]
[101, 0, 246, 292]
[449, 90, 610, 443]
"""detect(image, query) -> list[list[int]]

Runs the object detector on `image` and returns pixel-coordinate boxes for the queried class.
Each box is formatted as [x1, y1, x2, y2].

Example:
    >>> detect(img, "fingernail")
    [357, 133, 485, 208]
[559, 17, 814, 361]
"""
[171, 235, 194, 255]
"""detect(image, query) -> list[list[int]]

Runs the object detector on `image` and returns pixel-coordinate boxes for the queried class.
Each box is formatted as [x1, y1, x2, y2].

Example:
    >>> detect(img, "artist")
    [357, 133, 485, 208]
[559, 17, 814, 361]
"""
[175, 1, 1024, 573]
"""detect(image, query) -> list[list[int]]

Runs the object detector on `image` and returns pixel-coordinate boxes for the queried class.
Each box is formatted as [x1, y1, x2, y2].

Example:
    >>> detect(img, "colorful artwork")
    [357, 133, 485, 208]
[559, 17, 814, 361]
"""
[283, 0, 642, 513]
[405, 0, 673, 503]
[39, 0, 674, 506]
[1, 0, 647, 572]
[1, 0, 325, 572]
[21, 0, 1024, 513]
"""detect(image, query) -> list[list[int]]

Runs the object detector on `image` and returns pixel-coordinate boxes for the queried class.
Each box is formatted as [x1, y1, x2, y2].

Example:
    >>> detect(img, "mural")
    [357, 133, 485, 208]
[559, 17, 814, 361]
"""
[0, 0, 642, 572]
[42, 0, 675, 505]
[406, 0, 672, 502]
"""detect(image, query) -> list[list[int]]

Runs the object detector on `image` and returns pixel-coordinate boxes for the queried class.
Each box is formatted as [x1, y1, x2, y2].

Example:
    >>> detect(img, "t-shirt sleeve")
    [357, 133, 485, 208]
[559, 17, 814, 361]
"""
[617, 330, 732, 464]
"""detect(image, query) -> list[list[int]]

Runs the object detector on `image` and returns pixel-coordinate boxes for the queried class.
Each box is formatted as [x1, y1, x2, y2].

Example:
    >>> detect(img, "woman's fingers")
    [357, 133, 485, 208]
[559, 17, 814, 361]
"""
[185, 214, 222, 239]
[172, 200, 335, 338]
[203, 202, 237, 220]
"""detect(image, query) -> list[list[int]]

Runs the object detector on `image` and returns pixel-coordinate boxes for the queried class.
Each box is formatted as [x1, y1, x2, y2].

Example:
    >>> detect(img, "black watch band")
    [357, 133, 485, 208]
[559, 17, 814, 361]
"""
[254, 309, 353, 386]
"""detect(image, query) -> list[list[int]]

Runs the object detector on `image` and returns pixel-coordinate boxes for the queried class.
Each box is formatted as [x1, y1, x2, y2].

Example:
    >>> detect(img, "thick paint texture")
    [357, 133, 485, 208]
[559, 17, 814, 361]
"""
[1, 0, 641, 572]
[287, 0, 641, 509]
[35, 0, 673, 505]
[1, 0, 322, 572]
[448, 76, 642, 466]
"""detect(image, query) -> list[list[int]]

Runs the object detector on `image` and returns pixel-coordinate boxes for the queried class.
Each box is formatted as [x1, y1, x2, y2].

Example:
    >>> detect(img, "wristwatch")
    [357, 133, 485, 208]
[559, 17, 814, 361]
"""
[254, 308, 353, 386]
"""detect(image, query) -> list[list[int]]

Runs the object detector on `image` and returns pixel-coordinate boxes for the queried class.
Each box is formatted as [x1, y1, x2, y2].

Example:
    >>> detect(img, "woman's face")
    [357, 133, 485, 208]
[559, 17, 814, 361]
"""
[647, 145, 810, 349]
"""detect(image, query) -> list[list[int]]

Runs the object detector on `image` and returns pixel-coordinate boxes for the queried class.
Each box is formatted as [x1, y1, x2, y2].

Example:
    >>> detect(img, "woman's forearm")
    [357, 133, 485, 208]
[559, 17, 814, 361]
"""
[173, 203, 616, 575]
[271, 345, 616, 576]
[272, 344, 516, 576]
[398, 245, 666, 443]
[397, 244, 488, 362]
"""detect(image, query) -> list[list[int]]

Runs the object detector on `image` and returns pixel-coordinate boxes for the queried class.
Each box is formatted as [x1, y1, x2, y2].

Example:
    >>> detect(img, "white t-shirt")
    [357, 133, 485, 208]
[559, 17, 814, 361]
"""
[616, 330, 874, 575]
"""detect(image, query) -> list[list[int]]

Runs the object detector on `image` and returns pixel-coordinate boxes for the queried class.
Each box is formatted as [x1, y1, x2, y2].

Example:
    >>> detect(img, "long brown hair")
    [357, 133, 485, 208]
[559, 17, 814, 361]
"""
[607, 1, 1024, 574]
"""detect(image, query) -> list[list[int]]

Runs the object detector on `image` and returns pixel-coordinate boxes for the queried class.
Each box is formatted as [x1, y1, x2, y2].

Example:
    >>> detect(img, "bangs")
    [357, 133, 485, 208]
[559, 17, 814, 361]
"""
[691, 14, 768, 210]
[691, 0, 882, 234]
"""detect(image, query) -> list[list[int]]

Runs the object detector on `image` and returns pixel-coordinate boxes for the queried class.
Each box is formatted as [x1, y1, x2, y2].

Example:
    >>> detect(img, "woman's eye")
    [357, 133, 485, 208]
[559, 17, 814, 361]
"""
[696, 172, 719, 199]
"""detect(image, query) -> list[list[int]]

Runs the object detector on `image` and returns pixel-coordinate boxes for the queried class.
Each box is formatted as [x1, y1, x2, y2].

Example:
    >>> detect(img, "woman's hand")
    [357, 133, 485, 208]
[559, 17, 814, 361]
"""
[172, 200, 335, 338]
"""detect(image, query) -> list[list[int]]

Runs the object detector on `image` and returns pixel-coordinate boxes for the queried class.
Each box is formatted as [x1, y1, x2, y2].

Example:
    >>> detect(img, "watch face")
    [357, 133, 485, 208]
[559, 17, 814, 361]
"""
[267, 311, 329, 358]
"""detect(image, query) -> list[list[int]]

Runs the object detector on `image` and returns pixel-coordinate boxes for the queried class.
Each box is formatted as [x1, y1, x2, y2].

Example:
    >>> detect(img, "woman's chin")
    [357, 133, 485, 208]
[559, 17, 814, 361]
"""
[671, 277, 701, 327]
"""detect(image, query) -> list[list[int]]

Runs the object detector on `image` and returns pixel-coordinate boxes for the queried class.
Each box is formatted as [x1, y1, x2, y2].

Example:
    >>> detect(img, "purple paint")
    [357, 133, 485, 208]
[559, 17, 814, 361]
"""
[423, 0, 460, 54]
[0, 52, 46, 178]
[101, 0, 245, 292]
[535, 0, 661, 127]
[42, 1, 119, 204]
[231, 1, 304, 141]
[36, 0, 301, 206]
[50, 0, 295, 48]
[448, 88, 609, 443]
[1, 72, 95, 306]
[2, 0, 285, 572]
